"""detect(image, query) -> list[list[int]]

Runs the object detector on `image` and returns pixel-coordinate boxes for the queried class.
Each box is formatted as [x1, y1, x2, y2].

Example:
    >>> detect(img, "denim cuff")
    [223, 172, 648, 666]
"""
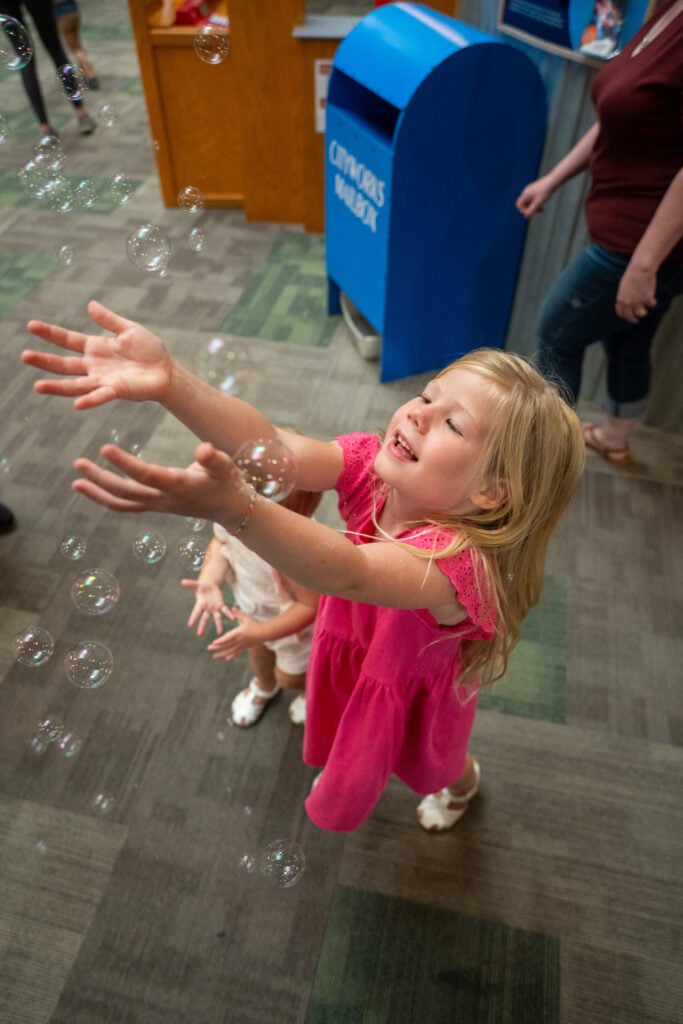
[603, 395, 648, 418]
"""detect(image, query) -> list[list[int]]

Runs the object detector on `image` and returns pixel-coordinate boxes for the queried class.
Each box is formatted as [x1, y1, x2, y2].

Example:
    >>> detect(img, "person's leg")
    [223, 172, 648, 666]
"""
[417, 754, 481, 832]
[0, 0, 52, 127]
[0, 502, 16, 533]
[231, 644, 281, 727]
[536, 243, 630, 405]
[56, 9, 96, 82]
[587, 259, 683, 459]
[20, 0, 95, 130]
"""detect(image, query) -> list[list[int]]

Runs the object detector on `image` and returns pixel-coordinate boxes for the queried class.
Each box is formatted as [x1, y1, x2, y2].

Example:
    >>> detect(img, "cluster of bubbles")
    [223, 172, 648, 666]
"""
[238, 839, 306, 888]
[234, 437, 297, 503]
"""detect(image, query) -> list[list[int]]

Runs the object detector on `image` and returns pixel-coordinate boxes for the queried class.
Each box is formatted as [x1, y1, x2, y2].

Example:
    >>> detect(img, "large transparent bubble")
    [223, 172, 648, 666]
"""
[193, 25, 230, 64]
[259, 839, 306, 888]
[126, 224, 171, 274]
[64, 640, 114, 689]
[0, 14, 33, 71]
[191, 336, 253, 396]
[234, 437, 297, 503]
[14, 627, 54, 667]
[70, 569, 120, 615]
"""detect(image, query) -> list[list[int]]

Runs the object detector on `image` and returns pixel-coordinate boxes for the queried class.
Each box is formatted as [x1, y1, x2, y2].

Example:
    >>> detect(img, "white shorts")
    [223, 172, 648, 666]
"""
[263, 623, 314, 676]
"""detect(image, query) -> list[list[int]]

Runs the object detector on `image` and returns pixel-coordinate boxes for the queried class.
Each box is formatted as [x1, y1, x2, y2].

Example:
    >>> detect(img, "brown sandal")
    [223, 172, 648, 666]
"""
[582, 424, 632, 466]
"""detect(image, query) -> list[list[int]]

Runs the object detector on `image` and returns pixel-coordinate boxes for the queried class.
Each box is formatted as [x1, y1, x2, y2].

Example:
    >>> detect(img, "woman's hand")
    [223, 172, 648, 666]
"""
[515, 175, 557, 218]
[70, 441, 253, 526]
[22, 300, 174, 409]
[615, 260, 658, 323]
[181, 579, 233, 636]
[206, 610, 264, 660]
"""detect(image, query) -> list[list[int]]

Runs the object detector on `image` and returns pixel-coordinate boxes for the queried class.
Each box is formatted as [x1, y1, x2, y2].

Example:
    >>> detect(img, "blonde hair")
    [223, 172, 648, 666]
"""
[414, 348, 585, 689]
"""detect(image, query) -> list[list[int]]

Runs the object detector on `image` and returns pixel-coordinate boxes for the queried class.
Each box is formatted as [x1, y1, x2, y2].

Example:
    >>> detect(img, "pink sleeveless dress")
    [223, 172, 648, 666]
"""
[304, 433, 496, 831]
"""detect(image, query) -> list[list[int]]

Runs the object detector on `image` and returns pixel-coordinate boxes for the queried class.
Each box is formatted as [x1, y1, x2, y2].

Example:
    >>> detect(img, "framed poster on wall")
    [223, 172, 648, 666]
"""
[498, 0, 658, 66]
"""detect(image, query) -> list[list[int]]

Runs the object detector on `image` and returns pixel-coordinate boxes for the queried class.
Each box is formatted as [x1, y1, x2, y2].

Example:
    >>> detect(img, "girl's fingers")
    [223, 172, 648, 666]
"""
[87, 299, 134, 335]
[21, 350, 87, 376]
[25, 319, 87, 353]
[71, 478, 150, 512]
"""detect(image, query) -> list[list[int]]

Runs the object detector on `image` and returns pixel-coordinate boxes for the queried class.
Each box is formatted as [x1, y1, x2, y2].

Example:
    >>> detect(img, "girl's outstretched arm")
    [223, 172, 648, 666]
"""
[22, 301, 344, 490]
[71, 443, 457, 612]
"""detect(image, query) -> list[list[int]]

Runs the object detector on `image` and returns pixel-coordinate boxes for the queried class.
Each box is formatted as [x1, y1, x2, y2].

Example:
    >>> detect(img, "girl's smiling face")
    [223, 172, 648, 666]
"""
[374, 367, 499, 522]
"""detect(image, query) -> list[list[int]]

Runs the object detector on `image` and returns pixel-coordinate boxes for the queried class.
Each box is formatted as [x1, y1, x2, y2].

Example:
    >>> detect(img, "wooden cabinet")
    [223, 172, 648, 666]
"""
[129, 1, 459, 231]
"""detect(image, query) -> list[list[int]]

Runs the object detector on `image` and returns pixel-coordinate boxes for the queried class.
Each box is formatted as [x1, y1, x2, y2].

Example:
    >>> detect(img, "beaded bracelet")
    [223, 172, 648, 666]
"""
[231, 486, 259, 536]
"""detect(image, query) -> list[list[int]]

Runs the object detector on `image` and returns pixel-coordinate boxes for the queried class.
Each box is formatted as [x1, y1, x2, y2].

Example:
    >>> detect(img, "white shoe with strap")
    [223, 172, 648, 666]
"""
[417, 759, 481, 832]
[231, 678, 281, 728]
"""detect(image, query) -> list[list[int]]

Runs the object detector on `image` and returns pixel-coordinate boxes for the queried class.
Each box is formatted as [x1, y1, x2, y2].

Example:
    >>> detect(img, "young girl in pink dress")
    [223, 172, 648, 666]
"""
[22, 301, 585, 833]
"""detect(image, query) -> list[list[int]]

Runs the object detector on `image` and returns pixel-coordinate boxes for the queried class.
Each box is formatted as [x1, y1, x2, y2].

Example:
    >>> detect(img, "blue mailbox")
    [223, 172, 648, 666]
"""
[325, 3, 546, 382]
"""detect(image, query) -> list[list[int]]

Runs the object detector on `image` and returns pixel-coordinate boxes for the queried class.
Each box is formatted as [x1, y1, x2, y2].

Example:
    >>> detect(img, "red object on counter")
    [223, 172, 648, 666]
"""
[174, 0, 215, 26]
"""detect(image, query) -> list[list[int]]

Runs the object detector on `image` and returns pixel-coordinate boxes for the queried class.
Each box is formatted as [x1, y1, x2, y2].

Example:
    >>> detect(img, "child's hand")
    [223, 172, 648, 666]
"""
[22, 300, 173, 409]
[206, 609, 263, 661]
[68, 441, 253, 526]
[181, 579, 233, 636]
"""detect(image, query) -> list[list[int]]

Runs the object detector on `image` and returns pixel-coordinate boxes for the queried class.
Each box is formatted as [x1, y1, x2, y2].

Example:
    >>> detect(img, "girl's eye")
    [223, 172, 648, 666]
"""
[446, 419, 463, 436]
[419, 393, 431, 404]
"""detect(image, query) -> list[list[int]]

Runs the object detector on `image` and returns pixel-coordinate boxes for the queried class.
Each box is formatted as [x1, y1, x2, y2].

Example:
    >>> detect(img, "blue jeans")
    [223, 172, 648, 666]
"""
[537, 243, 683, 417]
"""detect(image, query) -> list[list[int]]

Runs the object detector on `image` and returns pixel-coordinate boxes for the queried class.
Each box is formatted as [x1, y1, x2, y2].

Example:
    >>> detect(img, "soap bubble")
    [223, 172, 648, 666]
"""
[29, 734, 49, 757]
[259, 839, 306, 888]
[60, 534, 86, 560]
[191, 336, 253, 396]
[91, 793, 114, 815]
[193, 24, 230, 64]
[18, 155, 64, 200]
[186, 227, 205, 252]
[0, 14, 33, 70]
[133, 530, 167, 565]
[33, 133, 65, 170]
[176, 536, 207, 572]
[126, 223, 171, 274]
[0, 115, 8, 143]
[70, 569, 120, 615]
[177, 185, 205, 212]
[98, 102, 117, 127]
[57, 732, 83, 758]
[109, 172, 135, 204]
[239, 854, 256, 874]
[57, 63, 86, 101]
[74, 177, 98, 208]
[0, 454, 12, 476]
[35, 839, 47, 853]
[185, 517, 206, 533]
[46, 178, 77, 213]
[234, 437, 296, 503]
[14, 627, 55, 667]
[58, 244, 75, 267]
[64, 640, 114, 689]
[36, 715, 64, 743]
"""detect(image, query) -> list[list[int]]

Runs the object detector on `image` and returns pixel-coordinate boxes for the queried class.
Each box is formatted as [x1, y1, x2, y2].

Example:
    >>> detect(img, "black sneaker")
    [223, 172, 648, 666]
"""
[77, 114, 97, 135]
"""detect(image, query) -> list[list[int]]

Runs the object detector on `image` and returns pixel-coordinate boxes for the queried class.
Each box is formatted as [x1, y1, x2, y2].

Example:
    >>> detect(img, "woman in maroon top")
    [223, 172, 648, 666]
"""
[516, 0, 683, 465]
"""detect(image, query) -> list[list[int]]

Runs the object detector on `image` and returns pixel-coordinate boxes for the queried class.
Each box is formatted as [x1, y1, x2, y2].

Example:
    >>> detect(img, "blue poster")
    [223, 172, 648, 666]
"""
[499, 0, 654, 62]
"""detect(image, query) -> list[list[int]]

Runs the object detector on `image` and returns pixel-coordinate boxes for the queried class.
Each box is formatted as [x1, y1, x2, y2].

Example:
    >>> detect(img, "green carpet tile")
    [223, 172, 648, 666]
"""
[478, 574, 567, 724]
[305, 885, 560, 1024]
[0, 250, 58, 319]
[220, 229, 341, 346]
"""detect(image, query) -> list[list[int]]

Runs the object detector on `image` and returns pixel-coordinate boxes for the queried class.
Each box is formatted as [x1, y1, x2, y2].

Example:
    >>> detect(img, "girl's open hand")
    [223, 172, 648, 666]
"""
[70, 441, 251, 525]
[206, 609, 263, 660]
[22, 300, 174, 409]
[181, 579, 234, 637]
